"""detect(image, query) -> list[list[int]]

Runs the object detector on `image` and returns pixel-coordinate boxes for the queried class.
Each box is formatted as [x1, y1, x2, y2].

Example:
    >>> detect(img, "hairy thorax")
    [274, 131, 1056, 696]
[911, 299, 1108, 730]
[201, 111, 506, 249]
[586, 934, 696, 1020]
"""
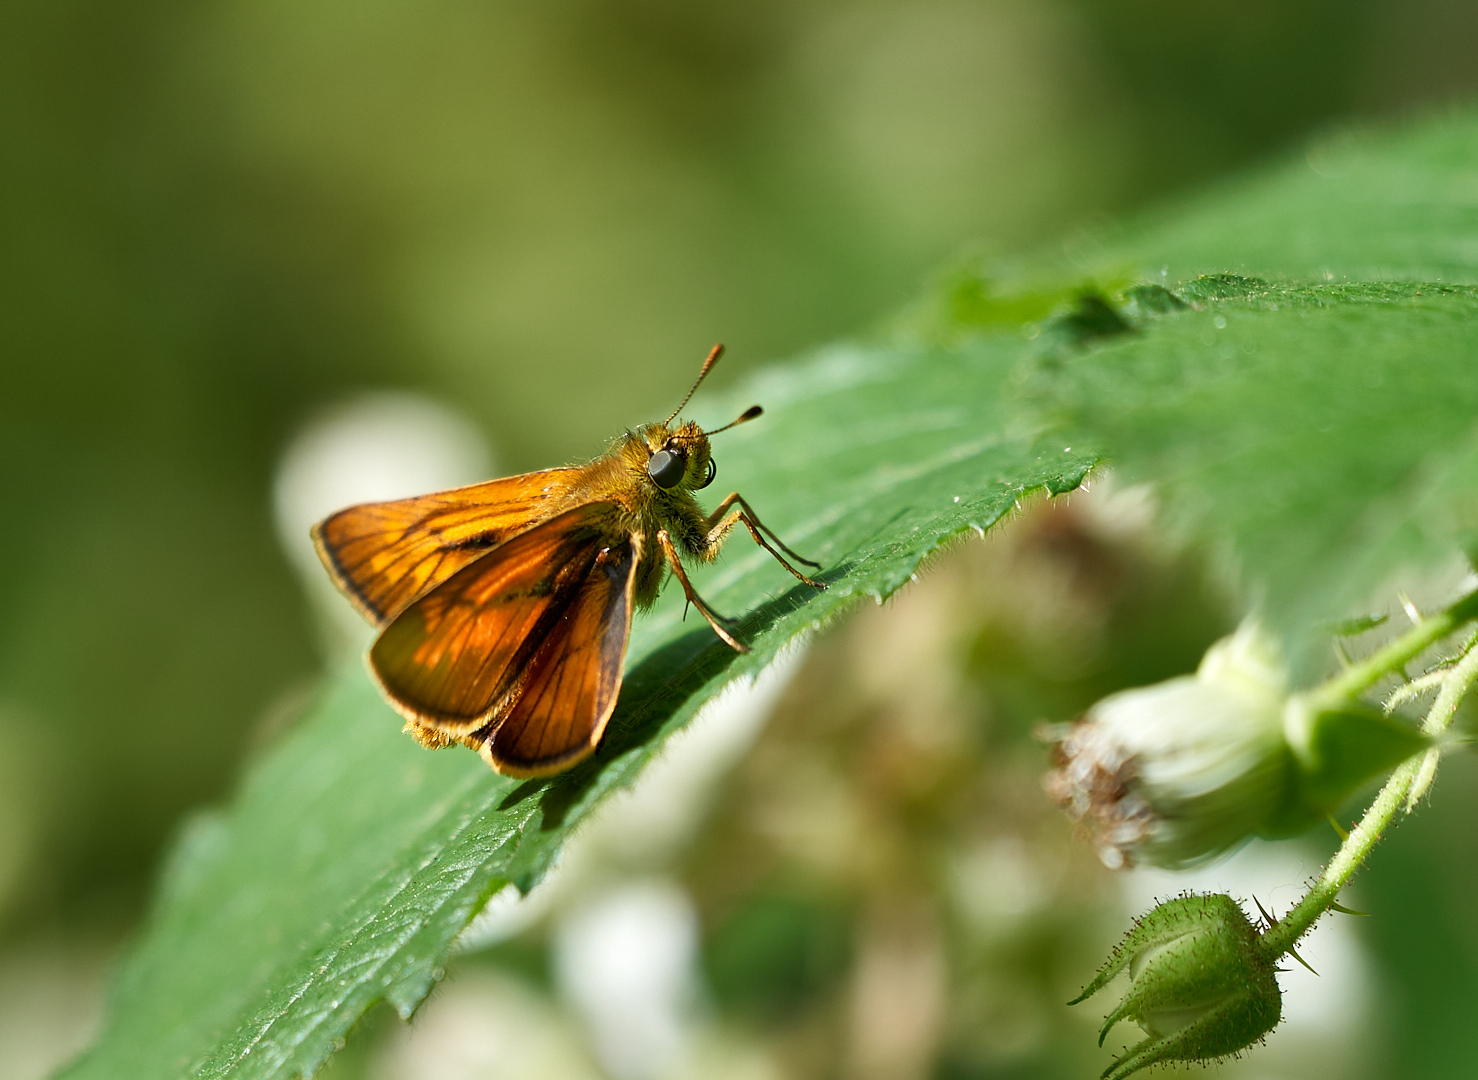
[553, 423, 718, 609]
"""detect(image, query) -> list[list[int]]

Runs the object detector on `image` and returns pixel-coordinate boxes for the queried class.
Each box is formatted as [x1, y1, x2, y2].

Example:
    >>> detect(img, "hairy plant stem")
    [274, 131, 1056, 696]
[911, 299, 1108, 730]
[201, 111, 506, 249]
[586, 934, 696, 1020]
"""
[1260, 597, 1478, 959]
[1308, 589, 1478, 711]
[1405, 628, 1478, 807]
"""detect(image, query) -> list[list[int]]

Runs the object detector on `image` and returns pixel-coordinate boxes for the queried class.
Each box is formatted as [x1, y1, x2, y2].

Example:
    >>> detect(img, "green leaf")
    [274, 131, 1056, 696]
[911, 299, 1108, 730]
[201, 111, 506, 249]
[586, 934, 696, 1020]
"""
[62, 342, 1091, 1080]
[1036, 281, 1478, 667]
[992, 109, 1478, 671]
[67, 107, 1478, 1078]
[1100, 111, 1478, 285]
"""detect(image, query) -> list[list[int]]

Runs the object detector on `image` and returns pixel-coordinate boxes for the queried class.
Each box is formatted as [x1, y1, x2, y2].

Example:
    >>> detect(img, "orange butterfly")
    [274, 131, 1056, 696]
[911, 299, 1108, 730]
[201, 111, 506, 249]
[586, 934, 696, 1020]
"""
[312, 346, 824, 777]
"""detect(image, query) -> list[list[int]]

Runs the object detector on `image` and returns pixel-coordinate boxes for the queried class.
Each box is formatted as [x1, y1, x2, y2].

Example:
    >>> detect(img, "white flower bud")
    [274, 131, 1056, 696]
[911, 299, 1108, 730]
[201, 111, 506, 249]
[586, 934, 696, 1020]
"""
[1045, 623, 1290, 869]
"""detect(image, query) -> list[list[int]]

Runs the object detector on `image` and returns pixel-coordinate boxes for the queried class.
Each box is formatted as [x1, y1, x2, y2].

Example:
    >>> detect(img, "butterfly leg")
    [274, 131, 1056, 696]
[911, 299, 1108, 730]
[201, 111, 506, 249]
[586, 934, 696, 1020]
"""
[705, 493, 826, 588]
[657, 529, 751, 653]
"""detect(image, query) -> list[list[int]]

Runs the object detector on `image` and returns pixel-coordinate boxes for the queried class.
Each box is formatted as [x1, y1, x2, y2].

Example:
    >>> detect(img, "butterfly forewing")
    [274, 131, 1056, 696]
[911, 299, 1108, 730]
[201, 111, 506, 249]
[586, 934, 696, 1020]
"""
[480, 535, 640, 777]
[312, 467, 581, 624]
[368, 503, 618, 732]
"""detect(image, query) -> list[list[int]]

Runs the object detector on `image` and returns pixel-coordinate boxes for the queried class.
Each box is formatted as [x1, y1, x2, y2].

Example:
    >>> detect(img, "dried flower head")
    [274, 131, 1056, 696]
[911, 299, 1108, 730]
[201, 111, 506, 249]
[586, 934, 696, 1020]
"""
[1044, 622, 1290, 869]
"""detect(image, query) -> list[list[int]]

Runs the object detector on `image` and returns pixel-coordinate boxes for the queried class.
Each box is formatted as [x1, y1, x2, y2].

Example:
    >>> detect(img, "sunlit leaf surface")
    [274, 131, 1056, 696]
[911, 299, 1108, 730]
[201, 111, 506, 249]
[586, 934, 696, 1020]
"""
[63, 340, 1089, 1080]
[63, 109, 1478, 1078]
[1033, 280, 1478, 670]
[941, 109, 1478, 667]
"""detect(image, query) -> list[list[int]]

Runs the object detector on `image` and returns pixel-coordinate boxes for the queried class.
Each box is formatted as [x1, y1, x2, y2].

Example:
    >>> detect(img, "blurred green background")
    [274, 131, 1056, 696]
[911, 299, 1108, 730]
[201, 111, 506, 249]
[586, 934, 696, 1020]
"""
[4, 1, 1478, 1077]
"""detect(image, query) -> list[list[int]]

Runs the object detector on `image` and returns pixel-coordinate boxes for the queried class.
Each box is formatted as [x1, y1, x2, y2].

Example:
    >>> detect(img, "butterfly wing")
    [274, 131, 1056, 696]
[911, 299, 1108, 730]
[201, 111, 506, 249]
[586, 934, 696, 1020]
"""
[476, 534, 640, 777]
[368, 502, 620, 733]
[312, 467, 581, 624]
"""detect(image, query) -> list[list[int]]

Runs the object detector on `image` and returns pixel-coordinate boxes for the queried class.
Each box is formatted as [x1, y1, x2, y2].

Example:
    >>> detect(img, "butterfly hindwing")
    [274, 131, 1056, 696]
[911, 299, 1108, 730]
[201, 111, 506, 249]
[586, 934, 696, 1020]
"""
[312, 467, 582, 624]
[479, 534, 640, 777]
[368, 503, 619, 733]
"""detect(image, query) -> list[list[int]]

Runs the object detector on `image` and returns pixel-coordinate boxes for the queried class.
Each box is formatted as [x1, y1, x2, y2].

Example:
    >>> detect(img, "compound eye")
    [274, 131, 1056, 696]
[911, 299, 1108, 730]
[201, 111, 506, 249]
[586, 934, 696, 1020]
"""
[696, 457, 716, 490]
[647, 448, 687, 489]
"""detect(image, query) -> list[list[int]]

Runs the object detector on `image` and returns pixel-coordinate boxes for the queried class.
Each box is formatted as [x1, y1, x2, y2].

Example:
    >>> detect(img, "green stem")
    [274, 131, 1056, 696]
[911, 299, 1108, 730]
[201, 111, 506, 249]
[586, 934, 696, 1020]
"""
[1308, 589, 1478, 711]
[1259, 759, 1415, 958]
[1260, 629, 1478, 959]
[1406, 629, 1478, 807]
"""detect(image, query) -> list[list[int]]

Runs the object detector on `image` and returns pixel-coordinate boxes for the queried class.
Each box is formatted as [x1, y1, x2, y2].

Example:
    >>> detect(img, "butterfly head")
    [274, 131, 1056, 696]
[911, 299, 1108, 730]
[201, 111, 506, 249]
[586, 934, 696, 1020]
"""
[641, 421, 712, 491]
[640, 345, 763, 493]
[640, 403, 762, 493]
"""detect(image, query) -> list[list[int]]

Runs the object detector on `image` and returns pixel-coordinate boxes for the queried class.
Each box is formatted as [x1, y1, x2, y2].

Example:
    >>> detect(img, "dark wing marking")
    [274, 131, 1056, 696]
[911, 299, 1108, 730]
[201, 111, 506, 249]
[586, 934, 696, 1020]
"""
[478, 534, 640, 777]
[367, 503, 617, 734]
[312, 467, 581, 624]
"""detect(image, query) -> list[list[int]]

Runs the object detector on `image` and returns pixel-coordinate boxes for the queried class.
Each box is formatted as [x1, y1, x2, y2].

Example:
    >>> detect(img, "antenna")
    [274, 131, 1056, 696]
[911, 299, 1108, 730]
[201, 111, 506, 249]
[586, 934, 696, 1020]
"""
[665, 344, 724, 425]
[701, 405, 762, 436]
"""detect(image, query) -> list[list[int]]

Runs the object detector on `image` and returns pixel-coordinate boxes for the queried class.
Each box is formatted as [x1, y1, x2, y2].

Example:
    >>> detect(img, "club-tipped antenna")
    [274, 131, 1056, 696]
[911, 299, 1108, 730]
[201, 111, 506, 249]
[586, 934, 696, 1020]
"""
[666, 343, 724, 425]
[701, 405, 762, 437]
